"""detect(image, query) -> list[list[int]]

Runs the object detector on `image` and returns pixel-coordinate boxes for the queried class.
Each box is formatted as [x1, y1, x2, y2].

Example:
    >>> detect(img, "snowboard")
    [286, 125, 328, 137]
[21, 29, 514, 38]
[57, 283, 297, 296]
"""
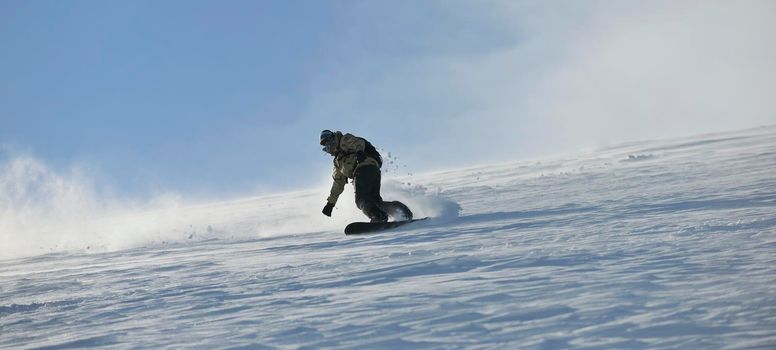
[344, 217, 429, 235]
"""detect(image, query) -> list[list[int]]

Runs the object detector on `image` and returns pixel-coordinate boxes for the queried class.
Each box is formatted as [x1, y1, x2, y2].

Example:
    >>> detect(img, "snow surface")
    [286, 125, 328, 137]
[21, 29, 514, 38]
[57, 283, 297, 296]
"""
[1, 126, 775, 349]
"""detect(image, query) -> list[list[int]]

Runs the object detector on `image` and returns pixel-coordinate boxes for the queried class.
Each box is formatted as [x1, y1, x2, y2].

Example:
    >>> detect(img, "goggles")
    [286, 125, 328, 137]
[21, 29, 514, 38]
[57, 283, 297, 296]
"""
[320, 131, 336, 154]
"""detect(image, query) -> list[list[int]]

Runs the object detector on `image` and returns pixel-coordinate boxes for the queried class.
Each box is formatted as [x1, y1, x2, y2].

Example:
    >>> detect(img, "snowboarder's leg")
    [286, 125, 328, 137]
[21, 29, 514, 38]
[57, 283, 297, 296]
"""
[354, 165, 388, 223]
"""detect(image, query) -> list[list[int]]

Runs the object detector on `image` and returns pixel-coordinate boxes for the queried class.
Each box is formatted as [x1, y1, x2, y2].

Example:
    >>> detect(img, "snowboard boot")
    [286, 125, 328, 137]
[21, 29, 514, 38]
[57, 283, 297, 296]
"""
[368, 207, 389, 223]
[382, 201, 413, 221]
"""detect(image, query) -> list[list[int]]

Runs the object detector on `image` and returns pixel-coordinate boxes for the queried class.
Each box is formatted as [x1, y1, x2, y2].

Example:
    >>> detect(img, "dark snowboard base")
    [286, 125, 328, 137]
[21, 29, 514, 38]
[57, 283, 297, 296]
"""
[344, 217, 429, 235]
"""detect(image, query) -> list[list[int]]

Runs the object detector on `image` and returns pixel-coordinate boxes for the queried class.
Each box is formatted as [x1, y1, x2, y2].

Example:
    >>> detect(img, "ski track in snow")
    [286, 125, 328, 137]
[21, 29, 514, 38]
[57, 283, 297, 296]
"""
[1, 126, 776, 349]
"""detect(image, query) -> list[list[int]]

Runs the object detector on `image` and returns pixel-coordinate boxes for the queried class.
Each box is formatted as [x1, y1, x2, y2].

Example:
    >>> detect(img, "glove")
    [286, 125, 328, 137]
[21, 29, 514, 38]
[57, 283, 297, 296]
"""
[322, 202, 334, 217]
[356, 151, 366, 162]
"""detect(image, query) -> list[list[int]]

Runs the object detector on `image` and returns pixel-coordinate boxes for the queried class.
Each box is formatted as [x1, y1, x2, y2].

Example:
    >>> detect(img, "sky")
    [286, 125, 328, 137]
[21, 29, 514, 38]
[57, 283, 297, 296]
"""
[1, 0, 775, 198]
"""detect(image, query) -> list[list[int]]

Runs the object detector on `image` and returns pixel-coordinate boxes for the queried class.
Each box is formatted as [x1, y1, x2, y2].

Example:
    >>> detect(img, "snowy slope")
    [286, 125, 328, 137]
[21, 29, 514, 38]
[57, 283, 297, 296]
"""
[1, 126, 775, 349]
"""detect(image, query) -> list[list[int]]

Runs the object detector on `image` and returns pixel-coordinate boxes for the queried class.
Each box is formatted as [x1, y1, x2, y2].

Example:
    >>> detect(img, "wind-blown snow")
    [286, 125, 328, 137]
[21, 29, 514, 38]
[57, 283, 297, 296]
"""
[0, 157, 459, 260]
[1, 126, 775, 349]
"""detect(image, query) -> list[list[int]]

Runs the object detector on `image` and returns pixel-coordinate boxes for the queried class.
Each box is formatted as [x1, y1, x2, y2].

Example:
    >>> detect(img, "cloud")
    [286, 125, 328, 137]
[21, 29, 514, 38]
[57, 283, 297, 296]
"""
[306, 1, 776, 170]
[520, 1, 776, 144]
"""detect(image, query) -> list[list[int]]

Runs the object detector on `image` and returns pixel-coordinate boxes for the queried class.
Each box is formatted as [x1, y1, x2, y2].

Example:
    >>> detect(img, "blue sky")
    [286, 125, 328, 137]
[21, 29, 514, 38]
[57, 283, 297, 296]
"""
[2, 1, 774, 197]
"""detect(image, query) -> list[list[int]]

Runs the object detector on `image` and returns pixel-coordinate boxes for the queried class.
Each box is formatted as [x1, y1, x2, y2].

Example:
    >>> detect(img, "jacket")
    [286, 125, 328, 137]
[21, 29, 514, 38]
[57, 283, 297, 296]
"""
[327, 132, 380, 204]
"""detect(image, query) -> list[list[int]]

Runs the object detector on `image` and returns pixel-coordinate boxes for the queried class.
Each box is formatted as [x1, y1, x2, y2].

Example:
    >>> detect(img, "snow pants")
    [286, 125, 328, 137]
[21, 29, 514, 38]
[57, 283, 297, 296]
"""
[353, 165, 413, 222]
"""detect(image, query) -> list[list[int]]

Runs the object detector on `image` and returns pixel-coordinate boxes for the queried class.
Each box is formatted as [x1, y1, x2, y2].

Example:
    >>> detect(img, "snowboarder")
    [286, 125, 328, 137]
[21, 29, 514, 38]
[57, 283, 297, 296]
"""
[319, 130, 412, 223]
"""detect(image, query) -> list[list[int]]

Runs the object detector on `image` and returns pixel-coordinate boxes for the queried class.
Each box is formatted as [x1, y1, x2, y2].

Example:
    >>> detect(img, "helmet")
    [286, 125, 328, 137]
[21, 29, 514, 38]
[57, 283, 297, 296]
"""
[320, 130, 337, 155]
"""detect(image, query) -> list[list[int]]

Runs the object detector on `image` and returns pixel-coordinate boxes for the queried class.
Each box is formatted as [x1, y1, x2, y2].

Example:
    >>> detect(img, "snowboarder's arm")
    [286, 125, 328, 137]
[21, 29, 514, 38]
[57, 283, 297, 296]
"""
[327, 171, 348, 204]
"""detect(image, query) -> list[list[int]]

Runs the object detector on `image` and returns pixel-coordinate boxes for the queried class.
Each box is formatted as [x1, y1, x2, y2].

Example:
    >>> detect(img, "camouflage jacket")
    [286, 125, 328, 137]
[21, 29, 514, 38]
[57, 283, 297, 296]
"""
[327, 132, 380, 204]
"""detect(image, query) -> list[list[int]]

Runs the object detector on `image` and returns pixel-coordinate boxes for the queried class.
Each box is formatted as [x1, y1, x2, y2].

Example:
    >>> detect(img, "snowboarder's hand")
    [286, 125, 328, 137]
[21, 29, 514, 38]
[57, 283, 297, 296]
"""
[322, 202, 334, 217]
[356, 151, 366, 162]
